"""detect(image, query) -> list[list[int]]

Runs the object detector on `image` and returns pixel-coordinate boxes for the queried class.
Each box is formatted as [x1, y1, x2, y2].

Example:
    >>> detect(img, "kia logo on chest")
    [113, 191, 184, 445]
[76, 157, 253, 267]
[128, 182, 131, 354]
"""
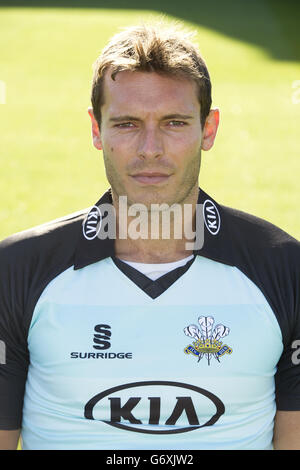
[203, 200, 221, 235]
[83, 205, 102, 240]
[84, 381, 225, 434]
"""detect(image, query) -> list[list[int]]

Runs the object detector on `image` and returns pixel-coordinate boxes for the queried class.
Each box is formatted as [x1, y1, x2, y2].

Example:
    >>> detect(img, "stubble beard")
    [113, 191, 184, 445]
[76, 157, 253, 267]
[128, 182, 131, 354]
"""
[102, 148, 201, 212]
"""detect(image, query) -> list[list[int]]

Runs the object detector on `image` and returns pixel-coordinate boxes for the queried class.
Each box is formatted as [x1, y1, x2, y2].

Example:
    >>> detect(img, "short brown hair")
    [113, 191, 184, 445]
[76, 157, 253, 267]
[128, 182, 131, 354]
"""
[91, 22, 212, 129]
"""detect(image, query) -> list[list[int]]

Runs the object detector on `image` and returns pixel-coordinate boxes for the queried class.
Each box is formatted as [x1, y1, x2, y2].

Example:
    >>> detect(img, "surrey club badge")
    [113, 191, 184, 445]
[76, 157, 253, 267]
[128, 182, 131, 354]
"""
[184, 316, 232, 365]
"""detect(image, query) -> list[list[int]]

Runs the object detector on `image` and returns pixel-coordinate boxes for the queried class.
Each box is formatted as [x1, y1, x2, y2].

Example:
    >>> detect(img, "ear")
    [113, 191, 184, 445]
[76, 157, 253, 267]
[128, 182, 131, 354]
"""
[88, 107, 103, 150]
[201, 108, 220, 151]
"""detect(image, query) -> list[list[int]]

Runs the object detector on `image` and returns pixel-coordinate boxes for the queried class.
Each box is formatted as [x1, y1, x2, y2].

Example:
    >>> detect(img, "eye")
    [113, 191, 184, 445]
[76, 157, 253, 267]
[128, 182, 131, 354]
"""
[168, 120, 187, 127]
[115, 122, 135, 128]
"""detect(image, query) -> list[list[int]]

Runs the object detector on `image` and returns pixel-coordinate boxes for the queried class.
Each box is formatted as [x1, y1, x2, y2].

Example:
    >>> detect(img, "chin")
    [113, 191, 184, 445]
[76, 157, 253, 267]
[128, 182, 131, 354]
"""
[130, 190, 175, 208]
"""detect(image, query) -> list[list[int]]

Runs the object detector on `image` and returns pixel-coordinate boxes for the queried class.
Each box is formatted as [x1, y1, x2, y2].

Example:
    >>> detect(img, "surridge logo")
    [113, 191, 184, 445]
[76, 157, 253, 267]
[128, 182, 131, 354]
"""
[184, 316, 232, 365]
[93, 324, 111, 350]
[70, 324, 133, 360]
[84, 381, 225, 434]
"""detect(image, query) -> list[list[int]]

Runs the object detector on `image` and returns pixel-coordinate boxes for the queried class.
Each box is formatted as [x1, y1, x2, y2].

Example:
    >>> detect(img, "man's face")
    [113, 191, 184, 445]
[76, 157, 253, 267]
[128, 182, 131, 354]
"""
[89, 70, 219, 208]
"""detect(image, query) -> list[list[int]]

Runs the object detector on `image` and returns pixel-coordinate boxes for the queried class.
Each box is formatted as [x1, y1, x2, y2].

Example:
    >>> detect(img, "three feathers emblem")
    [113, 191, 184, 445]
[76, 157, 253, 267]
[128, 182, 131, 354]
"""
[184, 316, 232, 365]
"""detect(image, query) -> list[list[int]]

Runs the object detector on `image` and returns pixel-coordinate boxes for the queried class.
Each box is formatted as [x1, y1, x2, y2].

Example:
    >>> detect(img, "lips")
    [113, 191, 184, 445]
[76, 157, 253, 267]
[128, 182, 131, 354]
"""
[130, 172, 171, 184]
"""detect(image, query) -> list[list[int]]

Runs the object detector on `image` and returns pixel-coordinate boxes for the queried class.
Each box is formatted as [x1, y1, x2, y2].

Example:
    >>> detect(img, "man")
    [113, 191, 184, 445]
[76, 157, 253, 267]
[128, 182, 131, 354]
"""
[0, 23, 299, 450]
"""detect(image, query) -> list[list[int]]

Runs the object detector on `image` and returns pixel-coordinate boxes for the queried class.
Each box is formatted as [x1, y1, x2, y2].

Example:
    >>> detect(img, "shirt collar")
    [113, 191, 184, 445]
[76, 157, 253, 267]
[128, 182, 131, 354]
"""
[74, 188, 233, 270]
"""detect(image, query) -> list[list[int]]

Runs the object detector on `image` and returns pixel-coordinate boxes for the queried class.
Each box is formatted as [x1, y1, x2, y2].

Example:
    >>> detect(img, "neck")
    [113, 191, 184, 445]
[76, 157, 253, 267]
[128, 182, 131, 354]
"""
[113, 186, 199, 263]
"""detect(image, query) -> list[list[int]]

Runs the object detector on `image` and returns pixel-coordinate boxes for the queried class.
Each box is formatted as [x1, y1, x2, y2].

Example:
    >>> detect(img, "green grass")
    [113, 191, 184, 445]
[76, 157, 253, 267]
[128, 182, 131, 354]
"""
[0, 3, 299, 240]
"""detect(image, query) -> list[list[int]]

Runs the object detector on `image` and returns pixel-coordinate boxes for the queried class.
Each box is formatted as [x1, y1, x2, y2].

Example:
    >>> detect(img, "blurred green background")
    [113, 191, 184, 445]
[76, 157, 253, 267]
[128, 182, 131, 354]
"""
[0, 0, 299, 241]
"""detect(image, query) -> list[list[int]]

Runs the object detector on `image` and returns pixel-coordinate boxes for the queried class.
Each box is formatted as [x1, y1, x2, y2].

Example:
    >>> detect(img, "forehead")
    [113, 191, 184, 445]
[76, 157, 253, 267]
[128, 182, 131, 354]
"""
[101, 69, 200, 117]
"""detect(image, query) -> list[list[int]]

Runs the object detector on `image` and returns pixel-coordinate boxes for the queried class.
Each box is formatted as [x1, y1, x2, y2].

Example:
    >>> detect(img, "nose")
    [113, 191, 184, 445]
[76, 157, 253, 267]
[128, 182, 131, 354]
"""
[137, 125, 164, 160]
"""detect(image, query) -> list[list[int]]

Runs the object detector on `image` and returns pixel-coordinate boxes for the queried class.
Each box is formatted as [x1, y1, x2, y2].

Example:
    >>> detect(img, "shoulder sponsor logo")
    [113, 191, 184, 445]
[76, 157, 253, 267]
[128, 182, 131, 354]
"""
[83, 205, 102, 240]
[84, 381, 225, 434]
[184, 315, 232, 365]
[203, 199, 221, 235]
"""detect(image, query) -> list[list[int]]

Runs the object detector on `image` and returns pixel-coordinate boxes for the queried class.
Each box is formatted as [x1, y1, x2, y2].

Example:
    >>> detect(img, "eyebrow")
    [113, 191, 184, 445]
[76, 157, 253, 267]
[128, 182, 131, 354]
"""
[109, 114, 194, 122]
[162, 114, 194, 120]
[109, 115, 141, 123]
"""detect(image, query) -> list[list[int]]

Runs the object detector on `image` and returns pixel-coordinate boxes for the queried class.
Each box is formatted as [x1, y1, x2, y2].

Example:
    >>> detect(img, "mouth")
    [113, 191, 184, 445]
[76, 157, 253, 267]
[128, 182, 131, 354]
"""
[130, 172, 172, 185]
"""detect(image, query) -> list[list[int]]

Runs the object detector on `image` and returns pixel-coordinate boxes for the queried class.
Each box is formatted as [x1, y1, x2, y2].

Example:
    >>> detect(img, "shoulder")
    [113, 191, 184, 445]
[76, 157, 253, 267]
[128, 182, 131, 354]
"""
[0, 208, 88, 268]
[0, 208, 90, 331]
[220, 204, 299, 262]
[215, 204, 300, 347]
[199, 189, 299, 269]
[220, 204, 299, 330]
